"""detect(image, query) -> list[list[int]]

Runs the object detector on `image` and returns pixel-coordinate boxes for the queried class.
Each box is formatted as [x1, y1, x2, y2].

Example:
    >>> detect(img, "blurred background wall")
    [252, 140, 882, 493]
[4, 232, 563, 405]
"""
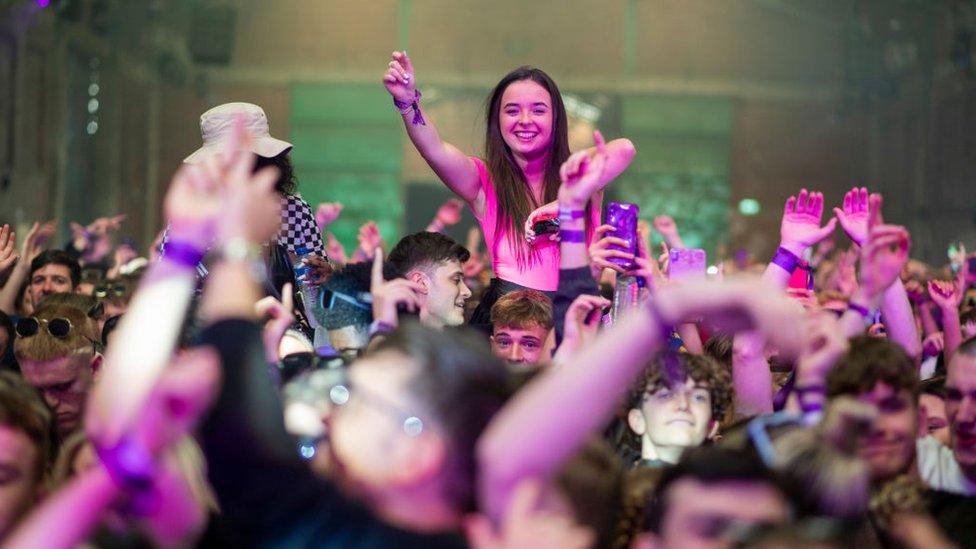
[1, 0, 975, 264]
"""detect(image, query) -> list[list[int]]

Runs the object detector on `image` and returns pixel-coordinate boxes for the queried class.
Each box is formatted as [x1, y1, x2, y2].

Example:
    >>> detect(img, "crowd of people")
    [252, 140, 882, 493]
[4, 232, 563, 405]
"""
[0, 51, 972, 548]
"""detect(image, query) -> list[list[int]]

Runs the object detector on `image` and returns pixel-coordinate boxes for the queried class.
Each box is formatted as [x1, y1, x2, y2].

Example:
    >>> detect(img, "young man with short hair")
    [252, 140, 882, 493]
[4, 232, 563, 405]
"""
[28, 250, 82, 307]
[627, 352, 732, 467]
[489, 289, 554, 368]
[13, 300, 101, 439]
[825, 336, 919, 484]
[371, 231, 471, 333]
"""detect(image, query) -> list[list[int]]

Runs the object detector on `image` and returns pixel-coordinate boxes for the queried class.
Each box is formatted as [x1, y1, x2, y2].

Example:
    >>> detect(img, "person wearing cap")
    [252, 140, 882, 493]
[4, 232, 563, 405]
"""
[165, 103, 329, 298]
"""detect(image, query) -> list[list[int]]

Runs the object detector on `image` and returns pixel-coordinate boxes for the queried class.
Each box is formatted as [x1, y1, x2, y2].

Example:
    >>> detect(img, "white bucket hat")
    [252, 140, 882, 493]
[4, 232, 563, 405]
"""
[183, 102, 293, 164]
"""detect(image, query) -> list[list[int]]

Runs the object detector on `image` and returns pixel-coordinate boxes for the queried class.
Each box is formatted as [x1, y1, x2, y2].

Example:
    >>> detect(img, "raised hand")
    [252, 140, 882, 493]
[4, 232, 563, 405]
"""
[300, 254, 334, 288]
[21, 220, 56, 262]
[354, 221, 383, 262]
[795, 312, 849, 388]
[833, 186, 870, 246]
[370, 249, 423, 327]
[324, 232, 348, 267]
[556, 130, 608, 209]
[315, 202, 343, 230]
[653, 214, 685, 248]
[555, 294, 612, 363]
[524, 202, 558, 244]
[165, 116, 281, 248]
[256, 282, 296, 364]
[587, 224, 633, 279]
[382, 51, 417, 105]
[436, 198, 464, 226]
[928, 279, 961, 312]
[779, 188, 838, 256]
[858, 195, 910, 300]
[0, 224, 18, 275]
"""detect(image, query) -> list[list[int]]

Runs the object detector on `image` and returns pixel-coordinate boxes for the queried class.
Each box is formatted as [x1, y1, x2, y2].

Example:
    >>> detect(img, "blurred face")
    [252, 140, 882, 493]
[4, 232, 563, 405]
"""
[853, 383, 917, 482]
[499, 79, 554, 161]
[0, 426, 40, 539]
[491, 323, 549, 367]
[20, 354, 97, 438]
[631, 378, 714, 463]
[919, 393, 950, 446]
[945, 354, 976, 477]
[329, 351, 441, 496]
[29, 264, 75, 305]
[417, 260, 471, 328]
[654, 479, 789, 549]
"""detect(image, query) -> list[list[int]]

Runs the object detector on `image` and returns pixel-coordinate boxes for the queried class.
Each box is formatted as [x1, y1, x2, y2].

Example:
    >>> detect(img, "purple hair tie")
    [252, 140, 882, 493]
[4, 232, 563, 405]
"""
[559, 229, 585, 243]
[770, 246, 800, 274]
[393, 89, 426, 126]
[162, 239, 205, 269]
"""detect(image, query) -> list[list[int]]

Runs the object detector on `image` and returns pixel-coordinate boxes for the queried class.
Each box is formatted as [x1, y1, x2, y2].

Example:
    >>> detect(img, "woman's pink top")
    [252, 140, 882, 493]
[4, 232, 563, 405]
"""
[469, 157, 600, 292]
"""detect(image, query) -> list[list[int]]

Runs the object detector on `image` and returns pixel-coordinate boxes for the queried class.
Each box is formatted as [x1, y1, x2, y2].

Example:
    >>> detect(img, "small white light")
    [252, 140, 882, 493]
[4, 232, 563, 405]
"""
[299, 443, 316, 459]
[88, 83, 100, 96]
[87, 98, 99, 113]
[707, 265, 719, 275]
[86, 120, 99, 135]
[738, 198, 761, 216]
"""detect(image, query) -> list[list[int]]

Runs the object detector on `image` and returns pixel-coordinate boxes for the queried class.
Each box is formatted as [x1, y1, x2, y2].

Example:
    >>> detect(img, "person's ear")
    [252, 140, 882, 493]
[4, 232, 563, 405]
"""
[916, 399, 929, 439]
[89, 353, 103, 378]
[408, 270, 429, 295]
[628, 408, 646, 436]
[392, 432, 446, 487]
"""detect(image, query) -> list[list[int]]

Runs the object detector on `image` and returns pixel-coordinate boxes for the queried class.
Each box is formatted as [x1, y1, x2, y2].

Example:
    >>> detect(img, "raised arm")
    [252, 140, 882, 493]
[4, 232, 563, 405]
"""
[384, 51, 481, 205]
[929, 279, 963, 364]
[733, 188, 836, 416]
[0, 221, 55, 315]
[834, 188, 919, 357]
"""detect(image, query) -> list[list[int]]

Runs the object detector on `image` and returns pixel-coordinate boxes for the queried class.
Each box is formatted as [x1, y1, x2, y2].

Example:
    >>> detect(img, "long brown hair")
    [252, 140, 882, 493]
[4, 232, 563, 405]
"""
[485, 67, 571, 267]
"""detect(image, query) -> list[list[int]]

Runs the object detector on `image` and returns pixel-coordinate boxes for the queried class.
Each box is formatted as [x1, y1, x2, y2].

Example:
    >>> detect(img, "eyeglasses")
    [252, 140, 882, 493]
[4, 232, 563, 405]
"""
[320, 289, 372, 312]
[94, 283, 127, 299]
[327, 369, 424, 437]
[16, 316, 101, 352]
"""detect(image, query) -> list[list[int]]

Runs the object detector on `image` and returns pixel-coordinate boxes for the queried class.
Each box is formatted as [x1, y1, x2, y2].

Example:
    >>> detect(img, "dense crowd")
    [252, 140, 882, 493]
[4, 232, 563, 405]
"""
[0, 51, 972, 548]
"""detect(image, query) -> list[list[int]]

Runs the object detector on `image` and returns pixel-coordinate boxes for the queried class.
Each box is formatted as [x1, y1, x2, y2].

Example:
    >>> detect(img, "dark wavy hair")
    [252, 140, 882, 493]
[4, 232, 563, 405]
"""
[484, 66, 579, 267]
[254, 152, 297, 195]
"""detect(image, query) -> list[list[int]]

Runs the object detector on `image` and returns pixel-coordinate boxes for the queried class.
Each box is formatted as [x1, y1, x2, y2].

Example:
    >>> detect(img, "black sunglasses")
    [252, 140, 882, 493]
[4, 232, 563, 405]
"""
[94, 283, 127, 299]
[16, 317, 75, 339]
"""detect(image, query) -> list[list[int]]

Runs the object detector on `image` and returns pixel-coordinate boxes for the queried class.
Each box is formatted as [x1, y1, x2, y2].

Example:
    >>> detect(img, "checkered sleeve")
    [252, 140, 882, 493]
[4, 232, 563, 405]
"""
[277, 194, 326, 257]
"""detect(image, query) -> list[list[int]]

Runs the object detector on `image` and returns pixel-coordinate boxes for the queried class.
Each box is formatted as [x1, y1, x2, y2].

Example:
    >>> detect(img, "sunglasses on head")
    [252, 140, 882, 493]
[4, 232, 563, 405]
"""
[16, 317, 76, 339]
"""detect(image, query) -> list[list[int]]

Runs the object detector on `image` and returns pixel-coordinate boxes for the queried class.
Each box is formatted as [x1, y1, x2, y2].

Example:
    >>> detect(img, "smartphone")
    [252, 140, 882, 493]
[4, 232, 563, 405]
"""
[668, 248, 707, 280]
[531, 217, 560, 236]
[605, 202, 639, 270]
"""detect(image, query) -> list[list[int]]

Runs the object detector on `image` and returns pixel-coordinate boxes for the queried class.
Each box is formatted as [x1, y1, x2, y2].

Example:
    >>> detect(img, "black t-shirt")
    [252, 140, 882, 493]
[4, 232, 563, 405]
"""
[198, 319, 467, 548]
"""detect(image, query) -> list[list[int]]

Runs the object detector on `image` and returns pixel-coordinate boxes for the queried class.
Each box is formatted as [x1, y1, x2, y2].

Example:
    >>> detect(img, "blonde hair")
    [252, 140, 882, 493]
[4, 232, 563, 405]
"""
[13, 302, 99, 363]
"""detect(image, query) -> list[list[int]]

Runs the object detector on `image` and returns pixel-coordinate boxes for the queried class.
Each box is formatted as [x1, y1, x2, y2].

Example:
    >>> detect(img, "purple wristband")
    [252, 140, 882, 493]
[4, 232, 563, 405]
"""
[847, 302, 871, 318]
[559, 229, 586, 243]
[558, 208, 585, 222]
[95, 436, 155, 491]
[771, 246, 800, 274]
[162, 240, 205, 269]
[393, 89, 426, 126]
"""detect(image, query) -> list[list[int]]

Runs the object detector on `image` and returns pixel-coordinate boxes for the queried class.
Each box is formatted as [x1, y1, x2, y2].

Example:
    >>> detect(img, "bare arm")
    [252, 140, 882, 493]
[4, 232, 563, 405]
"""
[384, 51, 481, 205]
[881, 281, 922, 361]
[929, 280, 963, 365]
